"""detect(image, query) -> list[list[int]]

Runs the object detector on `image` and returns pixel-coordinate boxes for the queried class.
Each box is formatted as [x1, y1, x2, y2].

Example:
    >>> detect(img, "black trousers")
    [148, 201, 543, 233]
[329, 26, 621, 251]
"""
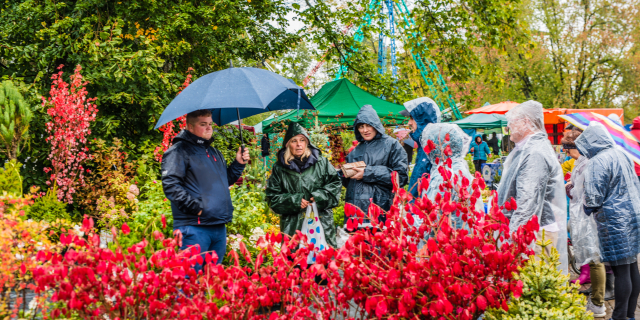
[473, 160, 486, 173]
[611, 262, 640, 319]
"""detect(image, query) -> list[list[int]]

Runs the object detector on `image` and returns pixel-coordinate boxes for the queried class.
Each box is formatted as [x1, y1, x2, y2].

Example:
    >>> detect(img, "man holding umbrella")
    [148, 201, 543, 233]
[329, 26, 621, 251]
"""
[161, 109, 250, 270]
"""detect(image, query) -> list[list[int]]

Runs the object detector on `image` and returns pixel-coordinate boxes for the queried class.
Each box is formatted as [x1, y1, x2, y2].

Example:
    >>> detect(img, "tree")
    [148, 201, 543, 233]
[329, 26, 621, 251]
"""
[299, 0, 532, 105]
[0, 80, 32, 160]
[461, 0, 640, 118]
[0, 0, 300, 143]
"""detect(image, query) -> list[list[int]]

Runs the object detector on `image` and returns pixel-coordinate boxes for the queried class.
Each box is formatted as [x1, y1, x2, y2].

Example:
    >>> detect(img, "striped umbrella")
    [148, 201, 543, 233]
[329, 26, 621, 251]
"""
[559, 112, 640, 165]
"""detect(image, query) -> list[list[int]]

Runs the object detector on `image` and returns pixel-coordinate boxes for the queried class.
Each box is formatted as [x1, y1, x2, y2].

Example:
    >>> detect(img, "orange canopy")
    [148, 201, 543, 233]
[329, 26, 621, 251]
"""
[544, 108, 625, 125]
[465, 101, 520, 114]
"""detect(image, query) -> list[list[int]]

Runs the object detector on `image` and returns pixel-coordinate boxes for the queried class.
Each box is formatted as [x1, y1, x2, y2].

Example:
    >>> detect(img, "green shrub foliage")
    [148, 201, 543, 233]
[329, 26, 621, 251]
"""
[485, 234, 594, 320]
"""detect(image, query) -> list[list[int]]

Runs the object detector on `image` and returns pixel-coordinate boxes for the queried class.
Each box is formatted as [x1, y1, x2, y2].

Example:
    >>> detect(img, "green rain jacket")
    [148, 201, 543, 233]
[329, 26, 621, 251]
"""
[265, 122, 341, 247]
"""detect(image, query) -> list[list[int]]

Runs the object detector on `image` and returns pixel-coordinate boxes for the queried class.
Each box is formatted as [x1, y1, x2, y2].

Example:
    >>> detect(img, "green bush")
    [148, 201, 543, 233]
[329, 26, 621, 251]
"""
[115, 179, 173, 255]
[484, 233, 593, 320]
[333, 187, 346, 228]
[0, 159, 22, 195]
[27, 189, 70, 222]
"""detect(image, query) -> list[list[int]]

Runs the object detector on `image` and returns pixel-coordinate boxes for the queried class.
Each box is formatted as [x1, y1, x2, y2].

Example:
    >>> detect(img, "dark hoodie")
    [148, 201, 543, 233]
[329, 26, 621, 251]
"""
[161, 129, 246, 227]
[343, 105, 408, 214]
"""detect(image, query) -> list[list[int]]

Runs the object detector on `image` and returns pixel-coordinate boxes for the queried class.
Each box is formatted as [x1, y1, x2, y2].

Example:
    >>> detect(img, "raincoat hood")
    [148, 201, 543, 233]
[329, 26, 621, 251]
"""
[402, 97, 441, 198]
[421, 123, 471, 163]
[575, 122, 615, 159]
[277, 122, 321, 173]
[281, 122, 318, 152]
[403, 97, 441, 128]
[353, 105, 386, 142]
[473, 133, 484, 144]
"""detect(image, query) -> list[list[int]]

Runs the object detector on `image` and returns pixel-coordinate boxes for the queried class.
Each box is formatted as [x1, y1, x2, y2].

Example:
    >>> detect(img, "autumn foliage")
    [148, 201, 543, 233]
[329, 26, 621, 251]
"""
[154, 68, 194, 162]
[42, 65, 98, 203]
[29, 137, 539, 319]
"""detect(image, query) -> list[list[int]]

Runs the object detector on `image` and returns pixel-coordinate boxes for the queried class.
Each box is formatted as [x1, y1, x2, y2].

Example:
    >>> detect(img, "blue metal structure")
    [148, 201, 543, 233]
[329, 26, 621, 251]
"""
[334, 0, 463, 120]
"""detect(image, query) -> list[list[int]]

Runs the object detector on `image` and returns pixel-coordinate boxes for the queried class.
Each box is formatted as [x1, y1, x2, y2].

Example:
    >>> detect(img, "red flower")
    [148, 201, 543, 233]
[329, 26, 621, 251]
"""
[121, 223, 130, 235]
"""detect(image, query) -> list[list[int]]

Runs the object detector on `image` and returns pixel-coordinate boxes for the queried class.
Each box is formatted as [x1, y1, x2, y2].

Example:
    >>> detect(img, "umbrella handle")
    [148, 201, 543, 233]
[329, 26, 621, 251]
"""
[237, 108, 245, 154]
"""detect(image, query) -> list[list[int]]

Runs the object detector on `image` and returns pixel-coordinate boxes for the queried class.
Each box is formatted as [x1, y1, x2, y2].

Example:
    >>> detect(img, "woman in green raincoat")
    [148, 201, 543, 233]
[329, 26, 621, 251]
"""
[265, 122, 342, 247]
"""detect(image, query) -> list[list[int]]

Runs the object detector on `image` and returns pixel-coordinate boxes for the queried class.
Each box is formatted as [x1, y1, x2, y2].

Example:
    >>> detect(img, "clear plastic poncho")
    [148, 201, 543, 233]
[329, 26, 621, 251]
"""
[419, 123, 484, 228]
[575, 122, 640, 265]
[568, 155, 601, 267]
[498, 101, 568, 273]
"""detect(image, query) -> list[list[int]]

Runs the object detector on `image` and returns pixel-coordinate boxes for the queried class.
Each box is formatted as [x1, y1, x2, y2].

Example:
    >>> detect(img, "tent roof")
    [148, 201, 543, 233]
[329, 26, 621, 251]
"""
[453, 113, 508, 129]
[261, 79, 405, 133]
[465, 101, 520, 114]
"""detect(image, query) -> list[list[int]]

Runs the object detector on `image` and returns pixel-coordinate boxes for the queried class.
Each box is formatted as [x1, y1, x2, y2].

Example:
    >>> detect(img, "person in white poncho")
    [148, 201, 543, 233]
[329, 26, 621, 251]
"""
[496, 100, 568, 273]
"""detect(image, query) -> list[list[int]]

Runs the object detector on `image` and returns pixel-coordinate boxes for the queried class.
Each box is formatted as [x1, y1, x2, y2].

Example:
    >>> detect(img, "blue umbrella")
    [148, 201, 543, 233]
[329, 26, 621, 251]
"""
[154, 67, 314, 145]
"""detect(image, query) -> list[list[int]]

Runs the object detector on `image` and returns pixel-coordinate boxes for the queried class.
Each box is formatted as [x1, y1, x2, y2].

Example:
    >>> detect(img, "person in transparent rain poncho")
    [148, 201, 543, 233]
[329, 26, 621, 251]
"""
[575, 121, 640, 320]
[562, 129, 606, 317]
[496, 100, 568, 273]
[412, 124, 484, 243]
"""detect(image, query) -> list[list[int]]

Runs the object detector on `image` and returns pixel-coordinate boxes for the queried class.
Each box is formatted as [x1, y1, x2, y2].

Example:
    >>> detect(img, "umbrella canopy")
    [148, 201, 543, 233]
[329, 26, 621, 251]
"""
[154, 67, 314, 129]
[452, 113, 508, 129]
[260, 79, 405, 134]
[465, 101, 520, 114]
[559, 112, 640, 165]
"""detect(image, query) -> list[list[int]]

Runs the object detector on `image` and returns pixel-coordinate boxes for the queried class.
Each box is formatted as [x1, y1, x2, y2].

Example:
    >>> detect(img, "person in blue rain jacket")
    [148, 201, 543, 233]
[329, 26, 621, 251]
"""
[399, 97, 441, 199]
[469, 134, 492, 173]
[576, 122, 640, 320]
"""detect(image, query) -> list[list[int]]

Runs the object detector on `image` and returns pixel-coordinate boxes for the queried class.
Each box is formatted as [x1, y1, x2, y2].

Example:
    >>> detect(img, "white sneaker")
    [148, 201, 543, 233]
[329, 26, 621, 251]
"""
[586, 296, 606, 317]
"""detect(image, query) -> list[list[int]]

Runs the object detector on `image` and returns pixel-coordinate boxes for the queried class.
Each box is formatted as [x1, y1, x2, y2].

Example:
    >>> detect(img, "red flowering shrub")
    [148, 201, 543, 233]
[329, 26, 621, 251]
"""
[154, 68, 194, 162]
[31, 216, 335, 319]
[42, 65, 98, 203]
[321, 150, 539, 319]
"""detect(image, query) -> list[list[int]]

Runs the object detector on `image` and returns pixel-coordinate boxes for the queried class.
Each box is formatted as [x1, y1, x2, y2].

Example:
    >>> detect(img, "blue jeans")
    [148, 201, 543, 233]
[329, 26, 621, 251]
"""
[175, 224, 226, 273]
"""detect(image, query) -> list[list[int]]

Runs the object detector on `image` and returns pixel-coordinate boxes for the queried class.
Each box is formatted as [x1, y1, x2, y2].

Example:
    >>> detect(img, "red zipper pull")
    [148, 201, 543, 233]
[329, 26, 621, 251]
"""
[198, 217, 201, 224]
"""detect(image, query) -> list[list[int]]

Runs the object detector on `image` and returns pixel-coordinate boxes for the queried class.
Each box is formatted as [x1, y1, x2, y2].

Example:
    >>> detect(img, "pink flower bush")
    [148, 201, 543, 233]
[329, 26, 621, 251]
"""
[42, 65, 97, 203]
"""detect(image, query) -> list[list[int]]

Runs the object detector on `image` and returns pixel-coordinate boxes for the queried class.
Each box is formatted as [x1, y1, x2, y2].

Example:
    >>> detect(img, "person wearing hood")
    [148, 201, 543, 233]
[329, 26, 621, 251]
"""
[469, 133, 492, 173]
[576, 122, 640, 320]
[497, 100, 568, 273]
[162, 109, 250, 270]
[342, 105, 408, 221]
[265, 122, 342, 247]
[420, 124, 484, 226]
[562, 129, 606, 317]
[400, 97, 441, 199]
[631, 116, 640, 180]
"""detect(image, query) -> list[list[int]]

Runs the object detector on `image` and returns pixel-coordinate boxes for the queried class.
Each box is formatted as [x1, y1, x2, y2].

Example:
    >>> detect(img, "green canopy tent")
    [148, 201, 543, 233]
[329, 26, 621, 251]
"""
[452, 113, 508, 129]
[261, 79, 405, 134]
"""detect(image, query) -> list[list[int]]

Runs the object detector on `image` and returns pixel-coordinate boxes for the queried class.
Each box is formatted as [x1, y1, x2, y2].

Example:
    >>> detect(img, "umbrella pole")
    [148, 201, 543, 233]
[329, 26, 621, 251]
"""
[237, 108, 245, 154]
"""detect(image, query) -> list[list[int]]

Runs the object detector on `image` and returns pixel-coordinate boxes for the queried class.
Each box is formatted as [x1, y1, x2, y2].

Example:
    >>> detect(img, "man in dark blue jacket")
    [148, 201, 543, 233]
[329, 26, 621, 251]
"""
[161, 109, 249, 270]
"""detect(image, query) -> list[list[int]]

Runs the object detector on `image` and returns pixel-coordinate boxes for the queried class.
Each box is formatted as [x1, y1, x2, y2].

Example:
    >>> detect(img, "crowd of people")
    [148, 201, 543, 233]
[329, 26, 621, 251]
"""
[160, 100, 640, 319]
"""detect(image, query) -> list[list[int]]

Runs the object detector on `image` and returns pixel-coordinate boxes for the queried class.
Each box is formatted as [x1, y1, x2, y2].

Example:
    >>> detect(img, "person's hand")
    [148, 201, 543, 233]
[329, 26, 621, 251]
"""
[310, 197, 315, 203]
[236, 146, 250, 164]
[470, 147, 475, 153]
[352, 167, 365, 180]
[301, 198, 309, 209]
[488, 154, 492, 158]
[198, 210, 202, 216]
